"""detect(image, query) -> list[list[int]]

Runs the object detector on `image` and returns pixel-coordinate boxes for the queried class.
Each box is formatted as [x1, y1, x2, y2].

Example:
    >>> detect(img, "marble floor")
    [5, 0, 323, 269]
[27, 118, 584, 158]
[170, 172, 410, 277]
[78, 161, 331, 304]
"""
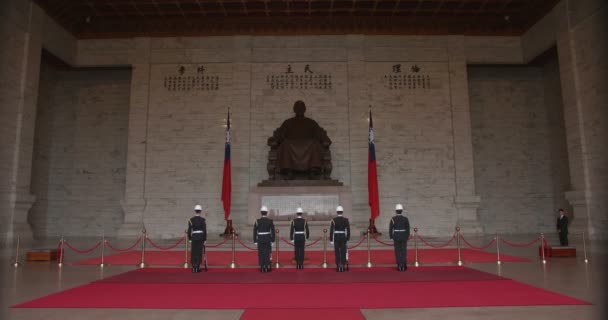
[1, 236, 606, 320]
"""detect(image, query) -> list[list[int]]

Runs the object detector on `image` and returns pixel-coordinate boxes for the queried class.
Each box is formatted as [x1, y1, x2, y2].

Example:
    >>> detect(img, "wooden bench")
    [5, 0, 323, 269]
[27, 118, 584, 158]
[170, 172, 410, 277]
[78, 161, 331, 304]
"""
[26, 249, 58, 261]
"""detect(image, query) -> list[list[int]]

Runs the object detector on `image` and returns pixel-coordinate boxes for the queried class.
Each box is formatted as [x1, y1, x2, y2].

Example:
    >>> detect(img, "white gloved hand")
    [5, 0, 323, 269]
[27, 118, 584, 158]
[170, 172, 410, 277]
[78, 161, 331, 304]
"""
[254, 242, 258, 246]
[291, 240, 294, 243]
[188, 240, 192, 243]
[330, 241, 334, 245]
[204, 241, 206, 245]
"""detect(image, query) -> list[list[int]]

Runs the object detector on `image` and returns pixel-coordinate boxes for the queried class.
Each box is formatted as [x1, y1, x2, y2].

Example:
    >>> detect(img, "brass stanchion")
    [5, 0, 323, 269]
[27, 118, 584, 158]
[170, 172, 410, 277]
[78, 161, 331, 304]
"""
[496, 232, 502, 265]
[13, 235, 21, 268]
[58, 236, 65, 268]
[183, 229, 190, 269]
[582, 231, 589, 263]
[366, 228, 373, 268]
[456, 226, 463, 266]
[540, 232, 547, 264]
[413, 228, 420, 267]
[274, 229, 281, 269]
[320, 229, 328, 268]
[99, 232, 106, 268]
[137, 229, 148, 268]
[229, 230, 237, 269]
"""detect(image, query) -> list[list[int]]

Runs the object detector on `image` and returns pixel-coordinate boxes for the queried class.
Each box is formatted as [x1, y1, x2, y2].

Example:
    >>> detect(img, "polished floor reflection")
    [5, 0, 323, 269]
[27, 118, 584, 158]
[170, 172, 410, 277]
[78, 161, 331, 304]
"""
[1, 237, 606, 320]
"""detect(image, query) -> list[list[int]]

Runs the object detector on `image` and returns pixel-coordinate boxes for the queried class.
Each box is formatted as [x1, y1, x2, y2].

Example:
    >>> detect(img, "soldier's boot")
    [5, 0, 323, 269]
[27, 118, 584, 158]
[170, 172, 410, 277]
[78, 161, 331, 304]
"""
[403, 264, 407, 271]
[192, 266, 197, 273]
[260, 265, 264, 273]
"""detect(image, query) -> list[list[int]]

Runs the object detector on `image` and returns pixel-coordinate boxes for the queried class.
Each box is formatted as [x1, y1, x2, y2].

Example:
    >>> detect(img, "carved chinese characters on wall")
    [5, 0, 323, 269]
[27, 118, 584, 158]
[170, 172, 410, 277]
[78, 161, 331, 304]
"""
[163, 65, 220, 92]
[383, 64, 431, 90]
[266, 64, 333, 90]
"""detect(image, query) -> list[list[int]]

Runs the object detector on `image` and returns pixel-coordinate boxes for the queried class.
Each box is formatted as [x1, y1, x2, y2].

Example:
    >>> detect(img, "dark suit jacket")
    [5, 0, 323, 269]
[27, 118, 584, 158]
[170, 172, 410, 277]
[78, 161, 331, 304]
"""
[557, 215, 569, 234]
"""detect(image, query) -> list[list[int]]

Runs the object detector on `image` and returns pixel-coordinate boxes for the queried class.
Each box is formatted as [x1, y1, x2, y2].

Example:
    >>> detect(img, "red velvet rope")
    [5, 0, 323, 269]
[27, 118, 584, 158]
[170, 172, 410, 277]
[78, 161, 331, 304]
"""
[305, 237, 323, 247]
[64, 240, 103, 254]
[236, 237, 258, 251]
[280, 237, 295, 247]
[372, 237, 394, 246]
[347, 236, 367, 250]
[418, 233, 456, 248]
[499, 237, 540, 247]
[459, 235, 496, 250]
[105, 237, 142, 252]
[146, 236, 185, 251]
[206, 238, 229, 248]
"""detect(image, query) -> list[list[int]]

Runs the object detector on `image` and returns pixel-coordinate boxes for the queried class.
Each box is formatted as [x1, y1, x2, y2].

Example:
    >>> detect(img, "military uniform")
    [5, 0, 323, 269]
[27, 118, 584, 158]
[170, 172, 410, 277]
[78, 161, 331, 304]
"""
[389, 208, 410, 271]
[254, 213, 275, 272]
[330, 210, 350, 272]
[187, 212, 207, 273]
[557, 212, 569, 246]
[290, 214, 310, 269]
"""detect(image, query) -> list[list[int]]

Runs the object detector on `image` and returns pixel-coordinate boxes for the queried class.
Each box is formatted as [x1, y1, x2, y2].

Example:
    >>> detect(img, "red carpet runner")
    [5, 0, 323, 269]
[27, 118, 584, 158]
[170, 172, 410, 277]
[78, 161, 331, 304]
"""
[73, 248, 529, 266]
[14, 266, 590, 310]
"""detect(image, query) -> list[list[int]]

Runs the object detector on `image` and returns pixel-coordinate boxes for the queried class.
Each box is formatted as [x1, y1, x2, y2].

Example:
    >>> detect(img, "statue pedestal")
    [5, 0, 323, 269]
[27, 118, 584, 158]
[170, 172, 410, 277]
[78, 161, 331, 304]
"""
[248, 182, 352, 239]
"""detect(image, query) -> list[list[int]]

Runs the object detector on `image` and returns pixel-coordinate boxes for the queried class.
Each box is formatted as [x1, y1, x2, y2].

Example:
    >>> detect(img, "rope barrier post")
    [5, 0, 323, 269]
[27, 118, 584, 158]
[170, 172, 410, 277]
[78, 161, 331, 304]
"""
[229, 230, 237, 269]
[138, 229, 148, 268]
[582, 231, 589, 263]
[366, 228, 373, 268]
[320, 229, 328, 268]
[274, 229, 281, 269]
[456, 226, 463, 266]
[99, 232, 106, 268]
[13, 235, 21, 268]
[495, 232, 502, 265]
[540, 232, 547, 264]
[183, 229, 189, 269]
[58, 236, 65, 268]
[413, 228, 420, 267]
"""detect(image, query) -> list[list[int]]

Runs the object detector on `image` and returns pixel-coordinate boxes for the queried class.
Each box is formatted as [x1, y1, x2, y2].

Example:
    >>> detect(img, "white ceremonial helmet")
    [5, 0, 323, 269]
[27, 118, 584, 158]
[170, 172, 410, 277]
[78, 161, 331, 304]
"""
[336, 205, 344, 212]
[296, 207, 303, 213]
[194, 204, 203, 211]
[395, 204, 404, 210]
[260, 206, 268, 212]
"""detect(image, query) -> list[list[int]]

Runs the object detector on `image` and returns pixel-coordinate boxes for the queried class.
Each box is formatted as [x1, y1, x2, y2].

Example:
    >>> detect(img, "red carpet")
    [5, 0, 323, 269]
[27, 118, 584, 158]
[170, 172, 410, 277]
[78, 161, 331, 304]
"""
[240, 309, 365, 320]
[14, 266, 589, 310]
[96, 266, 504, 284]
[73, 248, 529, 266]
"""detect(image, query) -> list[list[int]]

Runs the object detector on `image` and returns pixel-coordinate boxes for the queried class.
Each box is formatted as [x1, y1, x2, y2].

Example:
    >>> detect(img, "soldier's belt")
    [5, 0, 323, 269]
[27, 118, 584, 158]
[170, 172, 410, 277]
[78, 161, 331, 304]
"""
[294, 231, 305, 234]
[333, 231, 346, 233]
[191, 230, 205, 234]
[257, 232, 271, 235]
[393, 230, 406, 232]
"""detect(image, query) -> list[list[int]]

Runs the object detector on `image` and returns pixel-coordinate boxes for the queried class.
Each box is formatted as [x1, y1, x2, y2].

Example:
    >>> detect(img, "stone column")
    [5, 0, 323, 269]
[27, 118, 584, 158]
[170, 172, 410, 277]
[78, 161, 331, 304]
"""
[555, 1, 608, 239]
[0, 1, 44, 249]
[447, 36, 483, 234]
[118, 38, 151, 237]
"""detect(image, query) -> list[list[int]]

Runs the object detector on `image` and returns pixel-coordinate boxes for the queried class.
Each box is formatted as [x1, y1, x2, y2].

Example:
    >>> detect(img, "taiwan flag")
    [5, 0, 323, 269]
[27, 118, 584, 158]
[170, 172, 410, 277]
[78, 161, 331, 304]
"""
[221, 110, 231, 220]
[368, 108, 380, 221]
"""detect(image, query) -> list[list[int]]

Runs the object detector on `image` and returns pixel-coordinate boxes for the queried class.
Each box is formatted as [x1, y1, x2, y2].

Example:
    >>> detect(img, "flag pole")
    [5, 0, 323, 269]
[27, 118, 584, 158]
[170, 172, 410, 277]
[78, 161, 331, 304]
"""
[221, 108, 234, 238]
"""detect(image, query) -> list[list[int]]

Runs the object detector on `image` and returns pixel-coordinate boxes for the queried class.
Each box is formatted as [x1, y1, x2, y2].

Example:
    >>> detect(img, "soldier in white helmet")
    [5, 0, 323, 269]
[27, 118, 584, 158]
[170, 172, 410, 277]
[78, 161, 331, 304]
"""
[187, 204, 207, 273]
[253, 206, 275, 272]
[389, 203, 410, 271]
[290, 207, 310, 269]
[329, 205, 350, 272]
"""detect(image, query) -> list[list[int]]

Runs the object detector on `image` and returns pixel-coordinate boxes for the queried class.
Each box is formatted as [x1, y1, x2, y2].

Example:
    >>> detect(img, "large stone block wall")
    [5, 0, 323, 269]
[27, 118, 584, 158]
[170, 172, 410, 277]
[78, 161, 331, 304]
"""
[29, 59, 131, 238]
[469, 55, 570, 234]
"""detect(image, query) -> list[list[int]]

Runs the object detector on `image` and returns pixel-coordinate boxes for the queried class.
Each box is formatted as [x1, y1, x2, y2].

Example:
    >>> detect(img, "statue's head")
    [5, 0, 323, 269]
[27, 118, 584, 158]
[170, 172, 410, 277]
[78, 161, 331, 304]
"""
[293, 100, 306, 117]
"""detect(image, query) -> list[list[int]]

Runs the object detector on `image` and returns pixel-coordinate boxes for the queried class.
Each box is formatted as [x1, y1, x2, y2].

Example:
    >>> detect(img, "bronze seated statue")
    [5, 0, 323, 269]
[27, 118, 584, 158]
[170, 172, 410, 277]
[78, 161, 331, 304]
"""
[267, 100, 332, 180]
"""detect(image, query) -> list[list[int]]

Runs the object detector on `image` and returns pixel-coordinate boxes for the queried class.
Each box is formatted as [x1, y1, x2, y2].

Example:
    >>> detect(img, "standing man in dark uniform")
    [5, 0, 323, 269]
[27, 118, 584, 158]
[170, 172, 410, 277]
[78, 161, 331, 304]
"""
[330, 205, 350, 272]
[254, 206, 275, 273]
[556, 208, 569, 246]
[290, 207, 310, 269]
[389, 203, 410, 271]
[187, 204, 207, 273]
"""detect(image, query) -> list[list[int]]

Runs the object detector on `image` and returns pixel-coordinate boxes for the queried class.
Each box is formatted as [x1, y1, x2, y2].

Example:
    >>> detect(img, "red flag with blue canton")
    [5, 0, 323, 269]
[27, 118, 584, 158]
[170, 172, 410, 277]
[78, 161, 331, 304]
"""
[368, 108, 380, 220]
[221, 110, 231, 220]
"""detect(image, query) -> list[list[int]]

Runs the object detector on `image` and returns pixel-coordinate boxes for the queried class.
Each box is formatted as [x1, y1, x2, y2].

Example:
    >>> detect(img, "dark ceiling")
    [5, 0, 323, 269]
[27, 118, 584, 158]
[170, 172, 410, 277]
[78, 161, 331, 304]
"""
[34, 0, 559, 38]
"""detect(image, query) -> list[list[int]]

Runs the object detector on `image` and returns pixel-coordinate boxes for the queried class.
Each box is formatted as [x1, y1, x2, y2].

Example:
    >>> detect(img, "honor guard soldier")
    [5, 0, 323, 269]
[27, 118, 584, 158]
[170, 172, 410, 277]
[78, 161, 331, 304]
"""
[389, 204, 410, 271]
[254, 206, 275, 273]
[187, 204, 207, 273]
[290, 207, 310, 269]
[330, 205, 350, 272]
